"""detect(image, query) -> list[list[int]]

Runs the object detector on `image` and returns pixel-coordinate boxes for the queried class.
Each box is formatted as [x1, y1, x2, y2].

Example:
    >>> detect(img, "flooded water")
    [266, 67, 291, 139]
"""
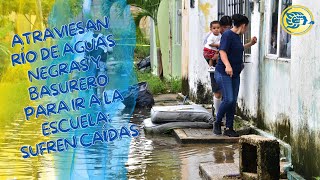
[127, 109, 239, 180]
[0, 109, 239, 180]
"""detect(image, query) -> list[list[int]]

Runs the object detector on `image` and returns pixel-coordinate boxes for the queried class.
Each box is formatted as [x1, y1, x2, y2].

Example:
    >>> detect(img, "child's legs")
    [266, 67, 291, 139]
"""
[209, 59, 213, 66]
[210, 72, 221, 98]
[210, 72, 222, 116]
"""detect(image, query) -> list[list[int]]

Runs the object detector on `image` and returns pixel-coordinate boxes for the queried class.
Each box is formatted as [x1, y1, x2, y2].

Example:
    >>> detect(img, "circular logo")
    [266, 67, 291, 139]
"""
[281, 5, 315, 35]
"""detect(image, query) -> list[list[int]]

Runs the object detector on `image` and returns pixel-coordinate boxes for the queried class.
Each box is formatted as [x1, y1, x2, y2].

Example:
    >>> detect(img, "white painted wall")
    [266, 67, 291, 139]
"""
[181, 0, 189, 82]
[238, 1, 261, 118]
[150, 19, 158, 76]
[289, 0, 320, 134]
[187, 0, 218, 99]
[249, 0, 320, 133]
[239, 0, 320, 177]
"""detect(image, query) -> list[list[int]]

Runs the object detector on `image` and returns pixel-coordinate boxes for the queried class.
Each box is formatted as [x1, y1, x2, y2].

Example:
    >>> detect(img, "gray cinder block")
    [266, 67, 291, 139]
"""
[240, 135, 280, 180]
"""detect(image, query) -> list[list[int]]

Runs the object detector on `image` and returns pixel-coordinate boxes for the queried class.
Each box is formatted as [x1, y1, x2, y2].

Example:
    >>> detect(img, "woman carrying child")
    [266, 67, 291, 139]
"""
[213, 14, 257, 137]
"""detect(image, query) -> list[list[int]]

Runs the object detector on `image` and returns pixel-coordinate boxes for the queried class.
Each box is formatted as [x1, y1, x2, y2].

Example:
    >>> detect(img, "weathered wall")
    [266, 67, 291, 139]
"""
[158, 0, 171, 77]
[152, 0, 182, 78]
[237, 0, 320, 178]
[150, 19, 158, 76]
[171, 0, 182, 78]
[237, 1, 260, 119]
[186, 0, 218, 103]
[286, 0, 320, 177]
[181, 0, 190, 95]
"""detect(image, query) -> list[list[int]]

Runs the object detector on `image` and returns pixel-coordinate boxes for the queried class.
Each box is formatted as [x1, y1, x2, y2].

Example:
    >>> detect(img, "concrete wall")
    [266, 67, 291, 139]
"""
[183, 0, 218, 103]
[237, 1, 260, 119]
[181, 0, 190, 95]
[237, 0, 320, 178]
[149, 19, 158, 76]
[158, 0, 171, 77]
[171, 0, 182, 78]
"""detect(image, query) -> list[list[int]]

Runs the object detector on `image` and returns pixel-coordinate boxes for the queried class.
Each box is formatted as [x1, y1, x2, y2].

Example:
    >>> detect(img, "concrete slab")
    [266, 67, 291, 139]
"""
[154, 94, 179, 102]
[154, 94, 181, 106]
[242, 172, 258, 180]
[174, 129, 240, 144]
[199, 162, 240, 180]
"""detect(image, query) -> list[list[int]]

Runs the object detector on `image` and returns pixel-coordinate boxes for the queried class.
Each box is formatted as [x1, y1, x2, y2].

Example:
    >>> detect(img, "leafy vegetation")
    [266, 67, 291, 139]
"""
[0, 0, 82, 27]
[136, 70, 182, 95]
[0, 0, 83, 78]
[135, 27, 150, 60]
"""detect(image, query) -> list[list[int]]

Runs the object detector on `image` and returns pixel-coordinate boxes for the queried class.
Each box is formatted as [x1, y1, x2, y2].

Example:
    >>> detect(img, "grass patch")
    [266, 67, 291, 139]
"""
[135, 44, 150, 60]
[136, 70, 182, 95]
[166, 77, 182, 93]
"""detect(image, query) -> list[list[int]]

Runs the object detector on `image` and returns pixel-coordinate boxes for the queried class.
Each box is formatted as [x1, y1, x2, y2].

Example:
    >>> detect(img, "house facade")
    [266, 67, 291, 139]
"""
[151, 0, 320, 178]
[149, 0, 182, 78]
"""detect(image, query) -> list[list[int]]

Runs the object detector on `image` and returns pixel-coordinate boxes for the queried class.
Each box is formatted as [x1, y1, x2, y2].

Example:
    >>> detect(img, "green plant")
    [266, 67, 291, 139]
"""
[135, 45, 150, 59]
[136, 70, 182, 95]
[137, 70, 166, 94]
[135, 28, 150, 59]
[166, 77, 182, 93]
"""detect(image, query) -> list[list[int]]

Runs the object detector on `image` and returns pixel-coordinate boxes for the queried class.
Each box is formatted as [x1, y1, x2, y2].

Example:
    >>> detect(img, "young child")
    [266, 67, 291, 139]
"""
[203, 21, 221, 72]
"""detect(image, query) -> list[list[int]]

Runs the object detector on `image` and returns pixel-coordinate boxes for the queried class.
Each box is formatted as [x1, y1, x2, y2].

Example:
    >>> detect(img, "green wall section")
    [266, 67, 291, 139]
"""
[157, 0, 170, 77]
[157, 0, 182, 78]
[171, 0, 182, 78]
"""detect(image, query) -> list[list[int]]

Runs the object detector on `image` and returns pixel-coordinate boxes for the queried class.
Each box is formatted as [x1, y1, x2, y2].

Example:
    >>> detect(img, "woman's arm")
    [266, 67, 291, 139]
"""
[220, 50, 233, 77]
[244, 42, 253, 49]
[244, 36, 257, 49]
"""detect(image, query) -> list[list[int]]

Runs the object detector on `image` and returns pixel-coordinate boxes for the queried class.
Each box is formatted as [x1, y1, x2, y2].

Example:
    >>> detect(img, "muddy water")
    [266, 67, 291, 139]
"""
[0, 109, 239, 179]
[126, 109, 239, 180]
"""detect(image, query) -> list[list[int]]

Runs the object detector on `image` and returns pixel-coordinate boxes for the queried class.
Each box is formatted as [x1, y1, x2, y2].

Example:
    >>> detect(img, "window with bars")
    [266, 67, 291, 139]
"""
[243, 0, 251, 54]
[218, 0, 245, 19]
[268, 0, 292, 59]
[218, 0, 252, 55]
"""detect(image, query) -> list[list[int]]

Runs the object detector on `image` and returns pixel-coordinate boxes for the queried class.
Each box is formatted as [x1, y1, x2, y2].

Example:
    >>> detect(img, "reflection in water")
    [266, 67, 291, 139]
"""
[126, 110, 239, 180]
[0, 109, 239, 179]
[213, 145, 238, 164]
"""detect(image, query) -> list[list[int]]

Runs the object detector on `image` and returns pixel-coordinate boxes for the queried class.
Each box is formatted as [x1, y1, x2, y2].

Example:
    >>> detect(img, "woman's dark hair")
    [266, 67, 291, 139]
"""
[232, 14, 249, 27]
[219, 16, 232, 26]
